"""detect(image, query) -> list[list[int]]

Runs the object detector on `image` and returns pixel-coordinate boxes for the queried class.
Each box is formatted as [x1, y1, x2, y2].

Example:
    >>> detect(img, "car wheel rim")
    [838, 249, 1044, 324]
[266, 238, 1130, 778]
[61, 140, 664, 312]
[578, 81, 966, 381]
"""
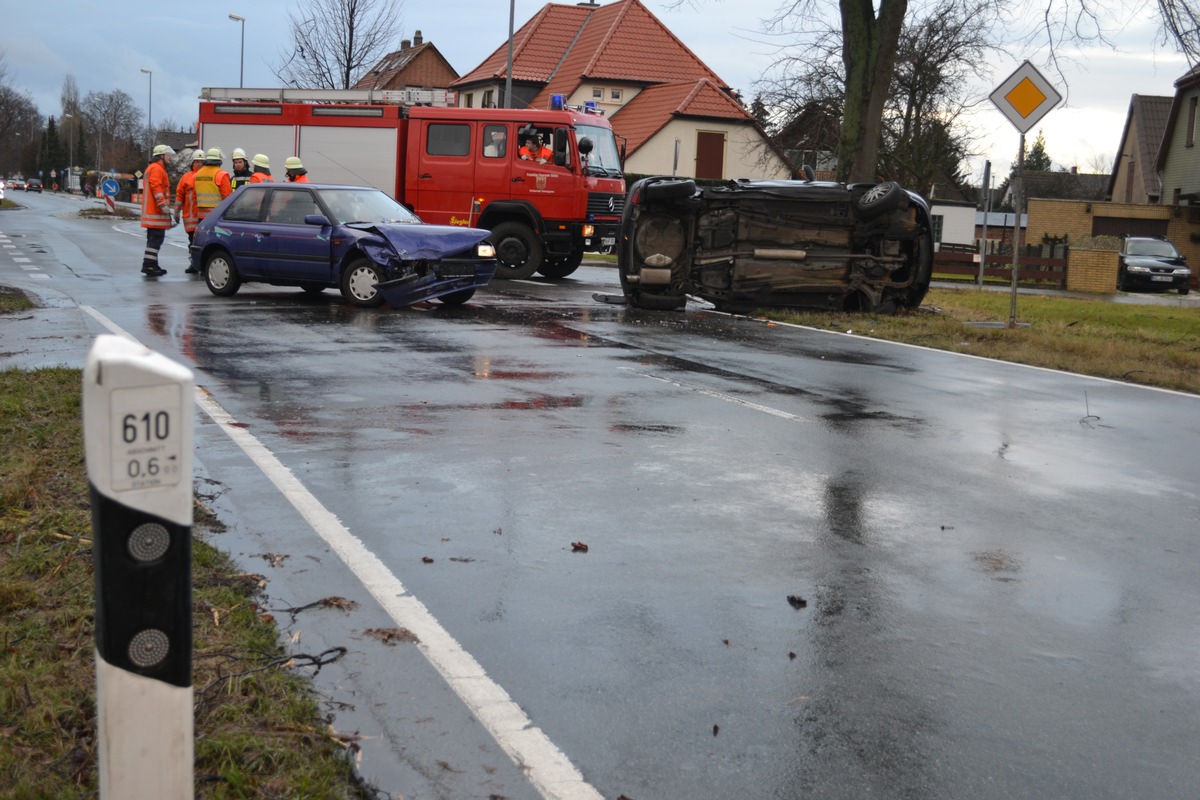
[861, 184, 888, 204]
[348, 267, 378, 301]
[209, 259, 230, 289]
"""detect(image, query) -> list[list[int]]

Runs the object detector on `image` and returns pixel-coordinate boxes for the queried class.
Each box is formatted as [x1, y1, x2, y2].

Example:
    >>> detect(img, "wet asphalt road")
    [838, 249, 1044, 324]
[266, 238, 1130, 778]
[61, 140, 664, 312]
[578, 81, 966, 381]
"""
[3, 193, 1200, 800]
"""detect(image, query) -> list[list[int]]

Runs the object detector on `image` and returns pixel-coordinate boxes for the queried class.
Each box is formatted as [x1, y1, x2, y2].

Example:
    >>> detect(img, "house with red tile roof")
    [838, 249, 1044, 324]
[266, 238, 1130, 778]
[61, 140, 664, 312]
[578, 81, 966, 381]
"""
[352, 30, 460, 93]
[451, 0, 792, 181]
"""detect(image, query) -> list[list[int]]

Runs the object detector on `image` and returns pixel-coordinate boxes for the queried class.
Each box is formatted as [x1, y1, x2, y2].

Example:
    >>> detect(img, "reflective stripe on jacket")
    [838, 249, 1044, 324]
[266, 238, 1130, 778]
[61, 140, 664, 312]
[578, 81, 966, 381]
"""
[231, 171, 252, 190]
[140, 160, 172, 229]
[194, 165, 232, 213]
[249, 172, 274, 184]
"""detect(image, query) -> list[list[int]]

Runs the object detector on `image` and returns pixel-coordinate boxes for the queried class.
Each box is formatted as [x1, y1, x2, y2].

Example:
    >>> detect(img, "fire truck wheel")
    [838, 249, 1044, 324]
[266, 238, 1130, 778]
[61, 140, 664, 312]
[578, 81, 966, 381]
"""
[489, 222, 543, 280]
[341, 259, 386, 308]
[537, 248, 584, 279]
[204, 251, 241, 297]
[436, 288, 476, 306]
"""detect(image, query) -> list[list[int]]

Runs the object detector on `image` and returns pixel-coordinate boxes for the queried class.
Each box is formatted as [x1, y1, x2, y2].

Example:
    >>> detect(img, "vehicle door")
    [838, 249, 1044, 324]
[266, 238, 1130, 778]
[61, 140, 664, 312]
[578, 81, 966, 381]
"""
[405, 120, 478, 228]
[509, 125, 574, 221]
[215, 188, 274, 278]
[257, 187, 332, 281]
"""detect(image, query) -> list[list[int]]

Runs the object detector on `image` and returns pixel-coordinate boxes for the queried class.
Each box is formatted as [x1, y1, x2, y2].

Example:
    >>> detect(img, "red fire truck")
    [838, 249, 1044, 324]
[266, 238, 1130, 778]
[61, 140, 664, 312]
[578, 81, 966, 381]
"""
[197, 88, 626, 280]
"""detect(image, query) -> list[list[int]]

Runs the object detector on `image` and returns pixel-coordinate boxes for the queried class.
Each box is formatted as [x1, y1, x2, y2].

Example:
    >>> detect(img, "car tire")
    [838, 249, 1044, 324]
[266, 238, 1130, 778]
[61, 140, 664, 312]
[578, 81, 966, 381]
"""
[855, 182, 907, 218]
[1180, 284, 1190, 296]
[436, 288, 476, 306]
[643, 179, 696, 202]
[204, 251, 241, 297]
[1117, 269, 1127, 292]
[340, 259, 386, 308]
[489, 222, 542, 280]
[537, 248, 584, 279]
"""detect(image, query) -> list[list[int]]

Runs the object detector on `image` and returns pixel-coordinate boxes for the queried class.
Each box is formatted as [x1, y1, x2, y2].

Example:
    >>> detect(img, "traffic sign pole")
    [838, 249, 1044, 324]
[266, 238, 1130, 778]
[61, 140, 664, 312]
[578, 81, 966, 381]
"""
[989, 61, 1061, 326]
[83, 335, 195, 800]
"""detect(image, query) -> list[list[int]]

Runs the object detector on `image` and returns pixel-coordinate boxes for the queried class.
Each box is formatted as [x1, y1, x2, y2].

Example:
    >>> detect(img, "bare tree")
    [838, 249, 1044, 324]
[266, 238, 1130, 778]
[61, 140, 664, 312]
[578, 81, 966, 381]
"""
[81, 89, 144, 172]
[274, 0, 405, 89]
[0, 52, 43, 175]
[1156, 0, 1200, 65]
[758, 0, 997, 189]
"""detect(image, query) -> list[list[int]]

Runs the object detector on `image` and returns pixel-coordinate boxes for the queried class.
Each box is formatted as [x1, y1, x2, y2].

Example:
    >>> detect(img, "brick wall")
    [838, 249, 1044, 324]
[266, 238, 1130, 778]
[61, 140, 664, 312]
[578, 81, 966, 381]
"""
[1066, 248, 1118, 293]
[1028, 198, 1200, 291]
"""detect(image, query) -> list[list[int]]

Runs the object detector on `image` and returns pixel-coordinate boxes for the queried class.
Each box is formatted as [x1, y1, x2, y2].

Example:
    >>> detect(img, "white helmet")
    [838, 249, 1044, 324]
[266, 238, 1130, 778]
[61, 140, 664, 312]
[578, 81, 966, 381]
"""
[152, 144, 176, 158]
[231, 147, 247, 161]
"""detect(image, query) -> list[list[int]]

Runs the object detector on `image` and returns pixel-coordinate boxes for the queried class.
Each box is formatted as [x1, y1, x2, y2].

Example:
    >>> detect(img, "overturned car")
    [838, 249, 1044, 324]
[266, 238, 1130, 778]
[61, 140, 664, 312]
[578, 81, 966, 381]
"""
[617, 175, 934, 313]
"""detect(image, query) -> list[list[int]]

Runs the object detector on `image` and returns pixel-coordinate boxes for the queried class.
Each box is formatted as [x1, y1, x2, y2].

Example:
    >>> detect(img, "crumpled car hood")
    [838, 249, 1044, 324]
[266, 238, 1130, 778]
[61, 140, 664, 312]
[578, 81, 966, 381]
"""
[349, 222, 490, 259]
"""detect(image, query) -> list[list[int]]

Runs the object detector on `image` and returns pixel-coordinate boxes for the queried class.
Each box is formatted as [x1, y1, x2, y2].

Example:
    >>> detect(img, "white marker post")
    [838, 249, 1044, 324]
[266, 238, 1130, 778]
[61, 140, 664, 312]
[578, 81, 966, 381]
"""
[83, 335, 195, 800]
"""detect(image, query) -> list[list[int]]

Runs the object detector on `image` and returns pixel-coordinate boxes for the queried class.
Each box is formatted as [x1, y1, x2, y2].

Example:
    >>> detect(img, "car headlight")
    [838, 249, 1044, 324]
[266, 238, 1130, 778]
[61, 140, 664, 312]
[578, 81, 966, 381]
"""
[476, 242, 496, 258]
[1126, 265, 1150, 273]
[1175, 268, 1191, 275]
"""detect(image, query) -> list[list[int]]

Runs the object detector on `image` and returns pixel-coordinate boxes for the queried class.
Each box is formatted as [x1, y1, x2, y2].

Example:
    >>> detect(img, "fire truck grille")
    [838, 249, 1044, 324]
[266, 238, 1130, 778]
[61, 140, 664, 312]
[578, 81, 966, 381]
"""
[587, 192, 625, 217]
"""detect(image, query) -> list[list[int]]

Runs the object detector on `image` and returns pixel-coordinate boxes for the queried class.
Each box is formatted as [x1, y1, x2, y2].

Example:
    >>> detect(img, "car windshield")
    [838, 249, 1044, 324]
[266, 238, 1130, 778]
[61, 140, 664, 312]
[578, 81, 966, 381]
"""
[1127, 239, 1179, 257]
[575, 123, 623, 178]
[318, 187, 421, 226]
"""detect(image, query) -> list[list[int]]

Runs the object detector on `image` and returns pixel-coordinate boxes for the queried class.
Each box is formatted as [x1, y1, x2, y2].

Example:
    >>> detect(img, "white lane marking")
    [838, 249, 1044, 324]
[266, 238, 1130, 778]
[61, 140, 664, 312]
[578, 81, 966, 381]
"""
[628, 367, 806, 421]
[113, 222, 190, 248]
[14, 257, 31, 263]
[79, 305, 604, 800]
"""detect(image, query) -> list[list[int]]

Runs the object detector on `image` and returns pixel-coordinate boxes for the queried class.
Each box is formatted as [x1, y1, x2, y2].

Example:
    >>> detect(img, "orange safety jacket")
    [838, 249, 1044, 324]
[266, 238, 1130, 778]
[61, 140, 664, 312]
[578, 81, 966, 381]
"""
[194, 165, 232, 219]
[140, 160, 173, 229]
[175, 168, 201, 232]
[249, 171, 274, 184]
[286, 173, 310, 183]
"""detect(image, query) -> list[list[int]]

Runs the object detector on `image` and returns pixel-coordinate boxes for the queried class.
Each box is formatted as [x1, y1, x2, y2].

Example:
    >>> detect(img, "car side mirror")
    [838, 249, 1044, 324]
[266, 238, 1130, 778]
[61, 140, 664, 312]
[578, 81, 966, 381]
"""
[304, 214, 331, 226]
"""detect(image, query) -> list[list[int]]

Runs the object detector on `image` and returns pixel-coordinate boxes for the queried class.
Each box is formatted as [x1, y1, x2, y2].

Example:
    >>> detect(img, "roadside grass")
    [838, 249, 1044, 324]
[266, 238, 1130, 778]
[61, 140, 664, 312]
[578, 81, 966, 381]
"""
[0, 285, 34, 313]
[0, 367, 376, 799]
[761, 287, 1200, 394]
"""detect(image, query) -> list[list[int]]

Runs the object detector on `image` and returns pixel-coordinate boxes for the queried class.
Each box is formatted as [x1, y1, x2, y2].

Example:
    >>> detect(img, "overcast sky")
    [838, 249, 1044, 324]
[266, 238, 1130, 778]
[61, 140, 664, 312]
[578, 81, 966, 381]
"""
[2, 0, 1191, 186]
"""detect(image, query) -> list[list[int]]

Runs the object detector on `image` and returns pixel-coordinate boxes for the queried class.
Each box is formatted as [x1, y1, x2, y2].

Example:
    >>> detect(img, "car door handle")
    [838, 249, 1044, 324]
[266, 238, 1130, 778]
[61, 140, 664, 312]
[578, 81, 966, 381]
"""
[419, 173, 433, 179]
[512, 177, 525, 183]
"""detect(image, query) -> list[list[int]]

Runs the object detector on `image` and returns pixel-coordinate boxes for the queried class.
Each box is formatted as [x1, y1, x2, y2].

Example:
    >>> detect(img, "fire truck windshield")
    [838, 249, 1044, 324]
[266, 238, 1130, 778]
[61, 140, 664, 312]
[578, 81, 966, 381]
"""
[576, 124, 623, 178]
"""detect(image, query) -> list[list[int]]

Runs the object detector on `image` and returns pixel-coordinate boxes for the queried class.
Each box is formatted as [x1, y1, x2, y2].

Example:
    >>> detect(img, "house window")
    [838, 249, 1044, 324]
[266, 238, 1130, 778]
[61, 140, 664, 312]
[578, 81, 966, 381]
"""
[464, 92, 474, 109]
[1189, 97, 1198, 147]
[426, 123, 471, 157]
[483, 89, 495, 108]
[931, 214, 944, 244]
[610, 89, 622, 101]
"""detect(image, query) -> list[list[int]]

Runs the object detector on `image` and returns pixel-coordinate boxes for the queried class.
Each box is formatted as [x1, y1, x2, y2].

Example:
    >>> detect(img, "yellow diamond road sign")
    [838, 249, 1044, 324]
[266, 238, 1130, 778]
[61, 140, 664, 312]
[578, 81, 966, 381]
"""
[990, 61, 1062, 134]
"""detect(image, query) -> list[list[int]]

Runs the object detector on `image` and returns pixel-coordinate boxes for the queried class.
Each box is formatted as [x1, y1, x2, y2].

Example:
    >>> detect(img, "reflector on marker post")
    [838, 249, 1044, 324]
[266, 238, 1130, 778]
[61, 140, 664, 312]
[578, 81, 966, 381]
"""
[83, 334, 195, 799]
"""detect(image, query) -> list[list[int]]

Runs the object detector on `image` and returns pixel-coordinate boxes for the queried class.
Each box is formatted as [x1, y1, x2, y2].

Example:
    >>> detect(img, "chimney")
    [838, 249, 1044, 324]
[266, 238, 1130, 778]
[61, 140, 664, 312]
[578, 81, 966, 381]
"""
[400, 39, 411, 50]
[413, 30, 423, 46]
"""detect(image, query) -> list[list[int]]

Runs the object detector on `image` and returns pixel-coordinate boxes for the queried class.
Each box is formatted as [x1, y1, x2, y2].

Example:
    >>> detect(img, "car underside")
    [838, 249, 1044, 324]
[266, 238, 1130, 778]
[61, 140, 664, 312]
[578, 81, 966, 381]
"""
[618, 177, 935, 314]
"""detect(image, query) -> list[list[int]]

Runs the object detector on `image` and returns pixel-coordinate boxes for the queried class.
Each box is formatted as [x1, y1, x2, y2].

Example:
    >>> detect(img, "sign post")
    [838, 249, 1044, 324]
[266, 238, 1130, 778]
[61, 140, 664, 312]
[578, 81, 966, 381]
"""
[83, 335, 195, 800]
[102, 178, 120, 214]
[989, 61, 1061, 325]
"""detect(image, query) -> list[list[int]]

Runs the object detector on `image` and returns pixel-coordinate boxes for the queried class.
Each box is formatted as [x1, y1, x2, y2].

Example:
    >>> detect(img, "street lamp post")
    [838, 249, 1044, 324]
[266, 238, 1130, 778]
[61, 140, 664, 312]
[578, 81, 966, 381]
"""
[229, 14, 245, 88]
[64, 113, 74, 193]
[140, 68, 153, 158]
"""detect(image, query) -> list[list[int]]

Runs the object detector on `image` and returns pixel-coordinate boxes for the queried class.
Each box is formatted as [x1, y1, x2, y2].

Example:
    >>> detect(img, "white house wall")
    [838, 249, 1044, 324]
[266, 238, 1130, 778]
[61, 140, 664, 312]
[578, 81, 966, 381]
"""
[930, 203, 977, 248]
[625, 118, 791, 180]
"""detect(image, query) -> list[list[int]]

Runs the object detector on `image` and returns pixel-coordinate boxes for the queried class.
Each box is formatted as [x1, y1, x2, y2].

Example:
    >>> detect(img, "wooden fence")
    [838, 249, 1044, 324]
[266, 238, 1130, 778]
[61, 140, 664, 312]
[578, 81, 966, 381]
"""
[933, 243, 1068, 288]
